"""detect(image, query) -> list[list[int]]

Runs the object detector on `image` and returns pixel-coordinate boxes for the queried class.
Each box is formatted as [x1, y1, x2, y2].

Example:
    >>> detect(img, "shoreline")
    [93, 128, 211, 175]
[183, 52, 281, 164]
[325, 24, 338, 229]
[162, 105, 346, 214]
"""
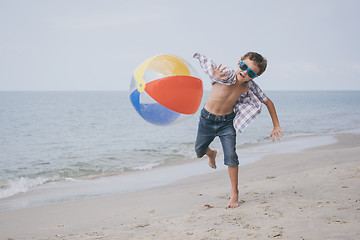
[0, 133, 338, 212]
[0, 133, 359, 239]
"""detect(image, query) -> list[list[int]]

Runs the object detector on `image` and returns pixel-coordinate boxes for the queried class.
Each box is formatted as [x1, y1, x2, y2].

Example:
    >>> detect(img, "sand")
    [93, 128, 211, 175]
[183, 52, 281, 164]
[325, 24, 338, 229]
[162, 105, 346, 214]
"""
[0, 133, 359, 240]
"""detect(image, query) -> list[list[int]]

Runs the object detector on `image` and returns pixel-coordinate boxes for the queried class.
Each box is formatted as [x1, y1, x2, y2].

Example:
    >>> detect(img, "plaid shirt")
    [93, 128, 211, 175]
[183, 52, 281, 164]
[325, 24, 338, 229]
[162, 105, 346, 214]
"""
[193, 53, 268, 133]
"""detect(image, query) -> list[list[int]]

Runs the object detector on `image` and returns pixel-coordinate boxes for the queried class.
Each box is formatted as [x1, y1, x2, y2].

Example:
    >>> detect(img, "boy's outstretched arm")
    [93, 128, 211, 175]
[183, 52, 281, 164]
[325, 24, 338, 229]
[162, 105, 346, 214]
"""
[264, 98, 284, 141]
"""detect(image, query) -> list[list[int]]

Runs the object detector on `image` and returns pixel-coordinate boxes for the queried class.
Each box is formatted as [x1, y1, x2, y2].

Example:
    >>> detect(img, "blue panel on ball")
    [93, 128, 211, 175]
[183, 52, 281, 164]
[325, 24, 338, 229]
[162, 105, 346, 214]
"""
[130, 89, 142, 115]
[140, 103, 180, 125]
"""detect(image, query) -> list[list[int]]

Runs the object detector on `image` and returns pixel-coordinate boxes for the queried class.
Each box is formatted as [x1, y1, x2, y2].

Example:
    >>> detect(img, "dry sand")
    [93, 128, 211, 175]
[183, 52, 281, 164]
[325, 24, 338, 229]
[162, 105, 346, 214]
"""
[0, 133, 359, 240]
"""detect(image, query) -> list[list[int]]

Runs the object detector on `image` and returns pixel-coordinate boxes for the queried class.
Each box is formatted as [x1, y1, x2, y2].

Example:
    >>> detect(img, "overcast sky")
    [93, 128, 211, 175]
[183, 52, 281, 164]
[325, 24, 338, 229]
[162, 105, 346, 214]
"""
[1, 0, 359, 91]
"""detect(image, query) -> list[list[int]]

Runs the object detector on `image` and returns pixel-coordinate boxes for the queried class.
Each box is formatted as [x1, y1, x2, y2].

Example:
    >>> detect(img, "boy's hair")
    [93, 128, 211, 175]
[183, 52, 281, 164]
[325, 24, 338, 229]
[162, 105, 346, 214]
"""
[241, 52, 267, 76]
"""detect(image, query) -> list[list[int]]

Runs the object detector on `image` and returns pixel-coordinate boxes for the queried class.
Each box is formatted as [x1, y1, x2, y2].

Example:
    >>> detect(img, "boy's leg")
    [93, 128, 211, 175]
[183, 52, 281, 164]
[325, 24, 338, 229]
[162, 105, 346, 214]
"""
[228, 166, 239, 208]
[195, 110, 217, 168]
[218, 119, 239, 207]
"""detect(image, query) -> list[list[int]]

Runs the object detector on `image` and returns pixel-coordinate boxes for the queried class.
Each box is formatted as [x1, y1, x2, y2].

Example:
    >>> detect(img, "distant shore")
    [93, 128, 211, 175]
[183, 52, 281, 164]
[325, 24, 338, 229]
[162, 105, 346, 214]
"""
[1, 133, 359, 239]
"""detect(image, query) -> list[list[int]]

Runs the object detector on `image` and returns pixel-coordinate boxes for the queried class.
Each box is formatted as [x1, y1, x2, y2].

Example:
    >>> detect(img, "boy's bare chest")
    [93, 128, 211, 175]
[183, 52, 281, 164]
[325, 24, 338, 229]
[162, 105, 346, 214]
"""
[213, 83, 248, 98]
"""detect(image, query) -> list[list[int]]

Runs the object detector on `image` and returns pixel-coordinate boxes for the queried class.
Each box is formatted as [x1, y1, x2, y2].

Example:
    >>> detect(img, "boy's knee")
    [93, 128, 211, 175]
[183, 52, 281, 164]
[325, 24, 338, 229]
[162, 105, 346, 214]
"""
[224, 153, 239, 166]
[225, 160, 239, 167]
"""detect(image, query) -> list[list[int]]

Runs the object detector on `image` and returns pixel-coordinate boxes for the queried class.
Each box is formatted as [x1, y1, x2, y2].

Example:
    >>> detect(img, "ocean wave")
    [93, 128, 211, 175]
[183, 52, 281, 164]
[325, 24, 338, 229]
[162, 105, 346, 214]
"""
[131, 162, 161, 171]
[0, 162, 167, 199]
[0, 176, 52, 199]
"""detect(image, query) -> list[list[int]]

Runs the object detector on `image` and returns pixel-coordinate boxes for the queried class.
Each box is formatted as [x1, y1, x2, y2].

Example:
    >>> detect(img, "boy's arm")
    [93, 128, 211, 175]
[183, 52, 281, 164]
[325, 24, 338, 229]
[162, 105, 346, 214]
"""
[193, 53, 236, 85]
[264, 98, 284, 141]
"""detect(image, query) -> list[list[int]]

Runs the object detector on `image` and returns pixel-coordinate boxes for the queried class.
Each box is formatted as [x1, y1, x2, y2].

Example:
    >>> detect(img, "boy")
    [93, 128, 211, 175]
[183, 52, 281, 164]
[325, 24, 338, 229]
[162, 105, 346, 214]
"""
[193, 52, 283, 208]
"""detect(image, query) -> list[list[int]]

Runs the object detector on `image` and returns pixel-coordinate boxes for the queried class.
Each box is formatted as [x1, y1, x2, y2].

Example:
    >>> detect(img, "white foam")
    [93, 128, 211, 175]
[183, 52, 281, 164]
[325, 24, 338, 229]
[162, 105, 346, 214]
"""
[0, 177, 49, 199]
[132, 162, 161, 171]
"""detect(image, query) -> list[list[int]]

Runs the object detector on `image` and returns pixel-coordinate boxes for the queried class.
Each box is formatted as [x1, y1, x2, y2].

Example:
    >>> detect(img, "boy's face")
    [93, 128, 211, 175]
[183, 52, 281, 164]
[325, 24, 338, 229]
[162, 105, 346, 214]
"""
[235, 58, 260, 82]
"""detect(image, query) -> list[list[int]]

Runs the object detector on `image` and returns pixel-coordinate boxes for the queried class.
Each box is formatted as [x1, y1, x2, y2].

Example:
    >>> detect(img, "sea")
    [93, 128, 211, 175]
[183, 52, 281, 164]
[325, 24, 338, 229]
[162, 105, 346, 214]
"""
[1, 91, 360, 211]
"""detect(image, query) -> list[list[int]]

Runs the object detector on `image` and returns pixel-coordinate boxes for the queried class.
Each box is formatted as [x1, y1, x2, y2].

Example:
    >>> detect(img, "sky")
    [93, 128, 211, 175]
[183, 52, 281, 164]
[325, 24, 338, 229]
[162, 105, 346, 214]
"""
[0, 0, 359, 91]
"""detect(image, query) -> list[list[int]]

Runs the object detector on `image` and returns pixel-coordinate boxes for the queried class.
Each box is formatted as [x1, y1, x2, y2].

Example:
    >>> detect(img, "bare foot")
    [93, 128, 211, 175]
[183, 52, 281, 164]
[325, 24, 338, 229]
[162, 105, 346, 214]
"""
[228, 192, 239, 208]
[207, 149, 217, 169]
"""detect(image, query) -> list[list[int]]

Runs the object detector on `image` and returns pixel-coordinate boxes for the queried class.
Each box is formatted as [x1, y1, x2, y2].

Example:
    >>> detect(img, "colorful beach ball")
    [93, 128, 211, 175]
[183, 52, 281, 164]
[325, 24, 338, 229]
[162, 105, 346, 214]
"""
[130, 54, 203, 125]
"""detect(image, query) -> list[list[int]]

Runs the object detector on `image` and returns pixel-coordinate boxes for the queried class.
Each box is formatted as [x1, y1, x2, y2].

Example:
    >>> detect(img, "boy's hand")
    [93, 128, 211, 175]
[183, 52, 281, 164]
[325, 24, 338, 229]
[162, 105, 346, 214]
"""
[270, 127, 284, 142]
[211, 64, 229, 81]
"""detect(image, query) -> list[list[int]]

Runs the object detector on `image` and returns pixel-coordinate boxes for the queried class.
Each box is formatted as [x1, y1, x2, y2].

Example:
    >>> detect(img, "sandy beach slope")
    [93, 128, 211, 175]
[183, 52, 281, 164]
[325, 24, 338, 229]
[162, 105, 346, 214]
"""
[0, 133, 359, 240]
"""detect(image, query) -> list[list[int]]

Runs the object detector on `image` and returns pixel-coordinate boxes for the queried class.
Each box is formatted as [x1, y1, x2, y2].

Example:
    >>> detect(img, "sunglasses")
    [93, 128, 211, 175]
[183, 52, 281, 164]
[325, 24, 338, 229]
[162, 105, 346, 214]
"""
[239, 61, 258, 79]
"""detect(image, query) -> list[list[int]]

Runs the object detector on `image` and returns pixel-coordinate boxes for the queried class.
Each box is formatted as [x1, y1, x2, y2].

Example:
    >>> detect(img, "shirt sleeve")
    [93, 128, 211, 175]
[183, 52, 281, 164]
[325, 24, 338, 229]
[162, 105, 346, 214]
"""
[193, 53, 237, 85]
[233, 81, 267, 134]
[248, 80, 268, 103]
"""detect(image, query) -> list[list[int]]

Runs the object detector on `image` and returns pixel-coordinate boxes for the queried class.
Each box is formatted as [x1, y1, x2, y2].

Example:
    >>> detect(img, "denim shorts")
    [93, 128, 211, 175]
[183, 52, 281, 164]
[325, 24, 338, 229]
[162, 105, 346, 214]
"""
[195, 108, 239, 166]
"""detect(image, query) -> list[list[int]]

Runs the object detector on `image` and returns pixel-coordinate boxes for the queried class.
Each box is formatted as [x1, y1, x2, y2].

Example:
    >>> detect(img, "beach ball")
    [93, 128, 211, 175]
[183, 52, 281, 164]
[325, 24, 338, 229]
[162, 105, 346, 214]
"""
[130, 54, 203, 125]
